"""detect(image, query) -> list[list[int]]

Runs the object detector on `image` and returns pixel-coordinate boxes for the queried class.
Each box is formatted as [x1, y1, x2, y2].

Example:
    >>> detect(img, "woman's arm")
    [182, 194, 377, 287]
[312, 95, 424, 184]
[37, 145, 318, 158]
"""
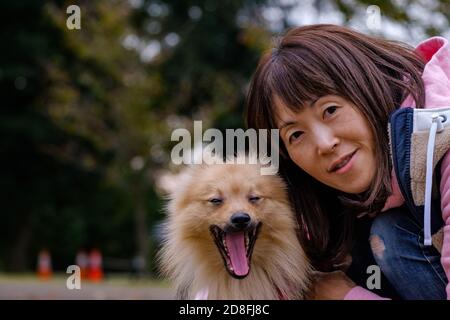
[308, 270, 389, 300]
[344, 286, 390, 300]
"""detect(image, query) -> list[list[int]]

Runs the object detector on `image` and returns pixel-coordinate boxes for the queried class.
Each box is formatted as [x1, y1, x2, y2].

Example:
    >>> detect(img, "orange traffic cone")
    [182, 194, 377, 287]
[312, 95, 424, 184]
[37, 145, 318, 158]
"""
[37, 249, 52, 280]
[88, 249, 103, 282]
[75, 250, 89, 280]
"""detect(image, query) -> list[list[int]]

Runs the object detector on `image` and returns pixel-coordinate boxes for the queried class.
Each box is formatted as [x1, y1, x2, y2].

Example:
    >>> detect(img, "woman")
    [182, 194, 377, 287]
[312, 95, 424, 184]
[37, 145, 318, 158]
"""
[245, 24, 450, 299]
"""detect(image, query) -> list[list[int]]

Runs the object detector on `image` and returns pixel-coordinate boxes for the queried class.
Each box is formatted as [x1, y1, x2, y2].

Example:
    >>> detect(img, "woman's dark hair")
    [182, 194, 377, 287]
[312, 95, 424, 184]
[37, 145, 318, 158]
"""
[245, 24, 425, 271]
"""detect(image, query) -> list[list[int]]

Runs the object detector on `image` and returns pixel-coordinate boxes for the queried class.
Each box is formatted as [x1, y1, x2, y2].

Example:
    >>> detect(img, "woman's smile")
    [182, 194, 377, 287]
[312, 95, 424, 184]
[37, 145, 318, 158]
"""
[327, 149, 358, 174]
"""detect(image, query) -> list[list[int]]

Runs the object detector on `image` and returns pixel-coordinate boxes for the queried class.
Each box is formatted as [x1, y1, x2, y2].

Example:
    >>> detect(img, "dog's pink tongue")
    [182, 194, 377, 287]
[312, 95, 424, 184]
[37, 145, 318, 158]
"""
[225, 232, 249, 276]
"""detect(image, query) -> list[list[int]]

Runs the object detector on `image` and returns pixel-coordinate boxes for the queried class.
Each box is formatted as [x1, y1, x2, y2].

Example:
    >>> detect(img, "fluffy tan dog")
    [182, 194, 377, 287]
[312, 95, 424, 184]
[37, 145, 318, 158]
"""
[158, 157, 311, 299]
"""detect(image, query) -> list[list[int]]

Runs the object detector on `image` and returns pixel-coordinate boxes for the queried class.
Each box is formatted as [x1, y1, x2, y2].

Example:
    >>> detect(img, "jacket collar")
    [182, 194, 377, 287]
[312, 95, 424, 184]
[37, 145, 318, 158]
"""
[383, 36, 450, 212]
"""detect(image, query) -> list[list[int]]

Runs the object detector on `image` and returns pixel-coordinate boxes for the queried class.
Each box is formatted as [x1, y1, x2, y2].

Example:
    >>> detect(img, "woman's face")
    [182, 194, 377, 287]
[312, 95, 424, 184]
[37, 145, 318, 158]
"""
[275, 95, 377, 194]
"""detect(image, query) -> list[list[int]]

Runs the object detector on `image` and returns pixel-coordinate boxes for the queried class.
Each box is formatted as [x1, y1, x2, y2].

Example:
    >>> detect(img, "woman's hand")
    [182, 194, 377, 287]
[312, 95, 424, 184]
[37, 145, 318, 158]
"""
[307, 270, 356, 300]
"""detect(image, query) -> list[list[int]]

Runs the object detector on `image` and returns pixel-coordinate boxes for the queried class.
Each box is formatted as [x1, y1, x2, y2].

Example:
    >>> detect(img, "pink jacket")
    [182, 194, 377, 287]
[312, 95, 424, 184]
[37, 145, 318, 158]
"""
[345, 36, 450, 300]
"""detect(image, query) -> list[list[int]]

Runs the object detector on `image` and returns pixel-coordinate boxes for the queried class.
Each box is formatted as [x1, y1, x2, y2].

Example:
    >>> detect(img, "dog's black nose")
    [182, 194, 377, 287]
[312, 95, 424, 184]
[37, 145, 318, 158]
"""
[230, 212, 251, 230]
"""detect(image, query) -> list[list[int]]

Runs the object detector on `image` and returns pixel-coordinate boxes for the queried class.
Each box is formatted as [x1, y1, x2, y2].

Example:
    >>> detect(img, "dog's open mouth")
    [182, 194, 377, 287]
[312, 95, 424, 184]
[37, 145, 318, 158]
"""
[209, 223, 262, 279]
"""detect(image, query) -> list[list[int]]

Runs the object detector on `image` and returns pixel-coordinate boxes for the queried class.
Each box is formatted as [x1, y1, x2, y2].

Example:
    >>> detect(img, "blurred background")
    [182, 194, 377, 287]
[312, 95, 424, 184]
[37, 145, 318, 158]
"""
[0, 0, 449, 299]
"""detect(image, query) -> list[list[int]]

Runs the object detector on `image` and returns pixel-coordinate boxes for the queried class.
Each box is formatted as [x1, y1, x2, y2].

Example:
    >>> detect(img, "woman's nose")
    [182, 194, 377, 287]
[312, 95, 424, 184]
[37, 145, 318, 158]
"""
[314, 128, 339, 156]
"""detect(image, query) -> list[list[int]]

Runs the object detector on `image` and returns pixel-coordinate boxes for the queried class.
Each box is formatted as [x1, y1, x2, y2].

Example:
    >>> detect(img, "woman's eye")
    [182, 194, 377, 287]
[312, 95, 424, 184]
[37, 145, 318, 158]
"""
[324, 105, 338, 118]
[289, 131, 303, 144]
[209, 198, 223, 205]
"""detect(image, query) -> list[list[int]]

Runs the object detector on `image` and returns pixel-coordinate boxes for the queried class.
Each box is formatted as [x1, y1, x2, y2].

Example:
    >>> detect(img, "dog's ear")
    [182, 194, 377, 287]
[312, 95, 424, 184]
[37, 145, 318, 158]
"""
[155, 167, 193, 198]
[169, 167, 194, 196]
[161, 167, 196, 217]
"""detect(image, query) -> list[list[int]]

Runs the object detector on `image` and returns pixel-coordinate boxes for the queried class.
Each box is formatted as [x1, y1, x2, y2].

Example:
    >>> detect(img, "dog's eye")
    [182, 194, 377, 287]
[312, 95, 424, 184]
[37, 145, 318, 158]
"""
[248, 196, 261, 203]
[209, 198, 223, 205]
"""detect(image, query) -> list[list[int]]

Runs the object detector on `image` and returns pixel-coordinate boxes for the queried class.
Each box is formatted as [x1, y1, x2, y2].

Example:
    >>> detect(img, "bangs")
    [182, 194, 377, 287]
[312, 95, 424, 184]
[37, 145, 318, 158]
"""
[266, 46, 340, 124]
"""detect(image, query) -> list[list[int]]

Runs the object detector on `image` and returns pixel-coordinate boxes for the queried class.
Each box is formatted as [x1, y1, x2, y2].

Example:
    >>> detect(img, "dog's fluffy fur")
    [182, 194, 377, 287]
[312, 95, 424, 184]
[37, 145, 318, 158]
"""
[158, 158, 311, 299]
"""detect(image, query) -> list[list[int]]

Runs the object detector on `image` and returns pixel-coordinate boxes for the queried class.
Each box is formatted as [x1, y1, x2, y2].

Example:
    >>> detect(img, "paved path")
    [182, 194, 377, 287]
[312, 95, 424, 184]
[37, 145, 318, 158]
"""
[0, 275, 175, 300]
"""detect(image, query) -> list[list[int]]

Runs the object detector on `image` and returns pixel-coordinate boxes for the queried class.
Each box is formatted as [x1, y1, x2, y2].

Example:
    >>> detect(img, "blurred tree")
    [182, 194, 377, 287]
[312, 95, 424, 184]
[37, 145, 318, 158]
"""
[0, 0, 164, 271]
[131, 0, 278, 129]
